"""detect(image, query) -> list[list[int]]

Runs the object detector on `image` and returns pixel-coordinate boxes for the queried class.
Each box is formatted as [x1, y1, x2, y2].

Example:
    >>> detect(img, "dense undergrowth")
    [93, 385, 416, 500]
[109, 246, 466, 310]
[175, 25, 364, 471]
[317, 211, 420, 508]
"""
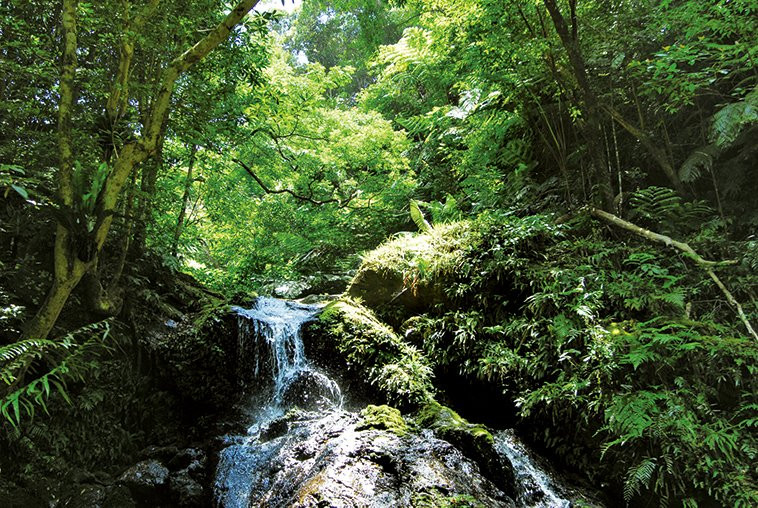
[343, 211, 757, 507]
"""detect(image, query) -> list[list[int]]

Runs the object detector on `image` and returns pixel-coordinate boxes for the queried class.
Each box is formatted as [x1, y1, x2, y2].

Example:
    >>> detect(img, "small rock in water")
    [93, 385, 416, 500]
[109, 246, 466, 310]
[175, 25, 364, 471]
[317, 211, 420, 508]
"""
[118, 459, 170, 500]
[260, 418, 289, 442]
[279, 369, 342, 410]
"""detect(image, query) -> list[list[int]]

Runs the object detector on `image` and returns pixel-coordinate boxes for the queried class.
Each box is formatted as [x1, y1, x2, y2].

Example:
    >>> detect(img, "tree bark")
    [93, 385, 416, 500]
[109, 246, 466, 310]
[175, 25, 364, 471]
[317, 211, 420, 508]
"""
[24, 0, 261, 341]
[171, 143, 198, 256]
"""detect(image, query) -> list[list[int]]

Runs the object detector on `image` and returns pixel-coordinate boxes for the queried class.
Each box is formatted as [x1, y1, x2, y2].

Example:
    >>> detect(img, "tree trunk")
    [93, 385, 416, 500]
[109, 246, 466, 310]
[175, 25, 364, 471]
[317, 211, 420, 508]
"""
[542, 0, 684, 195]
[24, 0, 262, 341]
[542, 0, 614, 210]
[24, 227, 91, 339]
[171, 143, 198, 256]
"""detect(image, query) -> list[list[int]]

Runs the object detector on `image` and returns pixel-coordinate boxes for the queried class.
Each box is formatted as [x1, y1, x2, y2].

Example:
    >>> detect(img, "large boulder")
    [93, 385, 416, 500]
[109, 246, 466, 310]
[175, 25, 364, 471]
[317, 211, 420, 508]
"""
[303, 298, 434, 410]
[346, 223, 476, 321]
[214, 409, 516, 507]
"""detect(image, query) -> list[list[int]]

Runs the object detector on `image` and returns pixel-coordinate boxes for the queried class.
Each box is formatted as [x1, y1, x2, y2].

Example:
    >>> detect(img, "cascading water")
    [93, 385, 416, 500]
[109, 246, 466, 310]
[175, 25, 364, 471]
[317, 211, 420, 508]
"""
[214, 298, 342, 507]
[213, 297, 602, 508]
[494, 429, 582, 507]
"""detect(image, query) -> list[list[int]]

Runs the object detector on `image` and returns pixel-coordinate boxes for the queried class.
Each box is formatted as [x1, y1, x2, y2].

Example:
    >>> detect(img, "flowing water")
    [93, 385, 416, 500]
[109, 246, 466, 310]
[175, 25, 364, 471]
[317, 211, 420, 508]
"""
[494, 430, 576, 507]
[213, 297, 601, 508]
[214, 298, 342, 507]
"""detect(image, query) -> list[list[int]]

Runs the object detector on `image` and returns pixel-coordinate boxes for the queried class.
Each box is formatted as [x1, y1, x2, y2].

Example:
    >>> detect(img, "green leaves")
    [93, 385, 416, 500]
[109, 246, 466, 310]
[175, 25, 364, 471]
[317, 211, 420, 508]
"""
[410, 200, 432, 232]
[1, 320, 112, 429]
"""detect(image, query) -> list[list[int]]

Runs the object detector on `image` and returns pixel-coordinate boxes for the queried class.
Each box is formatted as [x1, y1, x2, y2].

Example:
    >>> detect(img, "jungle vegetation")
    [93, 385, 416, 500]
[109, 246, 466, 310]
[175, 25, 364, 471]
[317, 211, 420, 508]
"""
[1, 0, 756, 506]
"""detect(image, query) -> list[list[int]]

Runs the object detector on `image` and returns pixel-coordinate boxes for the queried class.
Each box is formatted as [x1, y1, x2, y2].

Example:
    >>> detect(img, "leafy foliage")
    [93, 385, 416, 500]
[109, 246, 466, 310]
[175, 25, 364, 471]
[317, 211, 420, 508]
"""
[1, 320, 112, 428]
[359, 213, 757, 506]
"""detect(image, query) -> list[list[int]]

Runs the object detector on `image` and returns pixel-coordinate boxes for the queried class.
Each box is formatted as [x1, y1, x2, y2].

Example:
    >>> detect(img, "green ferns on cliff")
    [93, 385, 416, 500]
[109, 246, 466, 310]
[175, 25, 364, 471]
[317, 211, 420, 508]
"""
[348, 212, 757, 507]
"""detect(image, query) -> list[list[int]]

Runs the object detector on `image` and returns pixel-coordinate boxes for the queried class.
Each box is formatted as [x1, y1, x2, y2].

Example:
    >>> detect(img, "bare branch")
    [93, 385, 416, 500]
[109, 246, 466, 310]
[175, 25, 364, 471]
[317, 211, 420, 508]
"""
[234, 158, 363, 208]
[589, 207, 756, 340]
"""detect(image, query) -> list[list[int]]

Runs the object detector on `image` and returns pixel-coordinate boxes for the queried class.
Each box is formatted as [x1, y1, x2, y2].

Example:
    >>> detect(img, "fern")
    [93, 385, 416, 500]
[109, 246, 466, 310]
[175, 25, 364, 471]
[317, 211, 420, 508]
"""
[629, 186, 682, 221]
[710, 87, 758, 148]
[624, 457, 658, 502]
[679, 144, 718, 183]
[0, 320, 112, 428]
[410, 200, 432, 232]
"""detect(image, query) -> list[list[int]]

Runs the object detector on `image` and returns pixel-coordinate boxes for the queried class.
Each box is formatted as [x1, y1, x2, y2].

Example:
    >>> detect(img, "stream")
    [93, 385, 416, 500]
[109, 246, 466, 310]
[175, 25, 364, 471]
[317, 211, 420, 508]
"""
[213, 297, 600, 507]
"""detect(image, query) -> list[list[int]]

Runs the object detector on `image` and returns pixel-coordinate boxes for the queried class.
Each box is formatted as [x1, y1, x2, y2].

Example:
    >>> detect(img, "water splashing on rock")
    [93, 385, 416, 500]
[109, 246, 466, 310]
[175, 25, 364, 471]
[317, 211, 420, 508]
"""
[213, 297, 602, 508]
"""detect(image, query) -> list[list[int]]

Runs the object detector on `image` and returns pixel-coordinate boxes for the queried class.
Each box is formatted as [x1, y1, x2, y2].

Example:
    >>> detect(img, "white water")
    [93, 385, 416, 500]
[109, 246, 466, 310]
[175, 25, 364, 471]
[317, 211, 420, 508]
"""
[494, 429, 573, 508]
[215, 297, 342, 507]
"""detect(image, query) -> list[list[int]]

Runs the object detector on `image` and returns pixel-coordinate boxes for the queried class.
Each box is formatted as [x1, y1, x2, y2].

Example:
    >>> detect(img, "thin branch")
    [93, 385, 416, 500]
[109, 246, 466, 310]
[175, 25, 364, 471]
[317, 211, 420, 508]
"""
[589, 207, 756, 340]
[234, 158, 341, 206]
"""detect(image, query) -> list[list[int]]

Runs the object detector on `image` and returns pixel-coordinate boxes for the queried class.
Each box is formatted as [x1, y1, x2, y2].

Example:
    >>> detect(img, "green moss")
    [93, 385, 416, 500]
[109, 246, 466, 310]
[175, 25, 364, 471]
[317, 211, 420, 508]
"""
[416, 401, 494, 446]
[356, 221, 478, 282]
[356, 405, 409, 436]
[412, 491, 484, 508]
[346, 223, 480, 320]
[314, 298, 434, 408]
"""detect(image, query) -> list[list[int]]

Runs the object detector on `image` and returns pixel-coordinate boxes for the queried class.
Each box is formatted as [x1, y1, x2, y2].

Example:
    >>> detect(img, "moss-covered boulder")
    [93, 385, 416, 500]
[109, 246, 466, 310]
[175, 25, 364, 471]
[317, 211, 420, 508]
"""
[357, 405, 409, 436]
[416, 401, 516, 496]
[347, 223, 477, 322]
[303, 298, 434, 410]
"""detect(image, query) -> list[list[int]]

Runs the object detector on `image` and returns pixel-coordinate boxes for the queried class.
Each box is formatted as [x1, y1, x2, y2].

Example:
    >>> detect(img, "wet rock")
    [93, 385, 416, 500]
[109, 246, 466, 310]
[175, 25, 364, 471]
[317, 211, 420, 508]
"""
[214, 410, 516, 507]
[118, 459, 169, 500]
[417, 401, 517, 495]
[167, 447, 207, 474]
[279, 369, 342, 411]
[260, 417, 289, 442]
[170, 469, 205, 507]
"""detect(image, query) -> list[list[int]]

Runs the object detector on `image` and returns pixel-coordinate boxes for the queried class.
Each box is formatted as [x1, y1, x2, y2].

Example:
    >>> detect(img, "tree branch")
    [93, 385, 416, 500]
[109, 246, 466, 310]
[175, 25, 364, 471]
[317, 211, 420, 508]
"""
[589, 207, 756, 340]
[234, 158, 360, 208]
[143, 0, 260, 151]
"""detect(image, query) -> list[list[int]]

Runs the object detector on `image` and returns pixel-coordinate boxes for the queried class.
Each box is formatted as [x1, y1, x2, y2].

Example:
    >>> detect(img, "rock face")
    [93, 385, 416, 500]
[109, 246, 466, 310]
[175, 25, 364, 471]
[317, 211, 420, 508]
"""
[118, 460, 170, 500]
[214, 409, 516, 507]
[112, 447, 209, 507]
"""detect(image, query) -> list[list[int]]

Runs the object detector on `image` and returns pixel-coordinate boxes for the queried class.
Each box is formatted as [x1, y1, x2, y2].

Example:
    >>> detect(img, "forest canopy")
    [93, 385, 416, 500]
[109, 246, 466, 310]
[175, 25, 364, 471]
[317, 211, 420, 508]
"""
[1, 0, 757, 506]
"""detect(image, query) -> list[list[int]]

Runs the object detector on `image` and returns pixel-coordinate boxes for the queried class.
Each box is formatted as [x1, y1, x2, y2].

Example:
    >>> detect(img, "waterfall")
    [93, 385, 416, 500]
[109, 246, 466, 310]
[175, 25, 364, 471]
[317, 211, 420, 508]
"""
[214, 297, 342, 507]
[213, 298, 601, 508]
[494, 429, 574, 507]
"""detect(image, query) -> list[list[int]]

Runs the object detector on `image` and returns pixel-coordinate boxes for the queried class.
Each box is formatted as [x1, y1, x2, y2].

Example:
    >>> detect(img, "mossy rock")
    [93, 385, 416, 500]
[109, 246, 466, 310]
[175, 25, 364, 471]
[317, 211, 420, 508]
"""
[416, 401, 515, 496]
[356, 405, 409, 436]
[347, 222, 478, 322]
[304, 298, 434, 410]
[417, 401, 494, 446]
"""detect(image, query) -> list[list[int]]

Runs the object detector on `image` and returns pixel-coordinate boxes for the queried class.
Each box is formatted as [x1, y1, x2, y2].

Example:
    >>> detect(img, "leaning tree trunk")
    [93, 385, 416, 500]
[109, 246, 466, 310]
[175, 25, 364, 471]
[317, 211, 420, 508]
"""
[24, 0, 262, 340]
[171, 143, 198, 257]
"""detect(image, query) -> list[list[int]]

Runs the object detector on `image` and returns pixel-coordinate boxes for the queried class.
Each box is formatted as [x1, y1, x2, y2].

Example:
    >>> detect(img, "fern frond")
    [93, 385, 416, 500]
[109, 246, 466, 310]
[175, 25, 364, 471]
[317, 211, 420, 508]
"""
[410, 200, 432, 232]
[629, 186, 682, 221]
[624, 457, 658, 502]
[710, 87, 758, 147]
[0, 338, 58, 363]
[679, 145, 718, 183]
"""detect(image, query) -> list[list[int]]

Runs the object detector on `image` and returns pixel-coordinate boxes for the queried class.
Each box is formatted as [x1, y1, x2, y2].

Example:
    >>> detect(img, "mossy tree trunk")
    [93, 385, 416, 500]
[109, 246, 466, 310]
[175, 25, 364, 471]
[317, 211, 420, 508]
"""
[23, 0, 261, 341]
